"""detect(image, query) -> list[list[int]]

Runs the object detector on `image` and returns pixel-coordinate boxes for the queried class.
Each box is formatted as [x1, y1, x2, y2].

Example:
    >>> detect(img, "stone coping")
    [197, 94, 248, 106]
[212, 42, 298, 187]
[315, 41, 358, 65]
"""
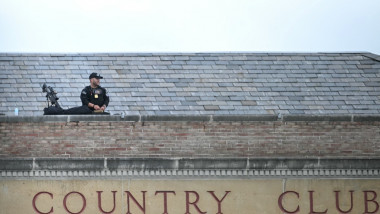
[2, 158, 379, 178]
[1, 158, 380, 171]
[1, 114, 380, 123]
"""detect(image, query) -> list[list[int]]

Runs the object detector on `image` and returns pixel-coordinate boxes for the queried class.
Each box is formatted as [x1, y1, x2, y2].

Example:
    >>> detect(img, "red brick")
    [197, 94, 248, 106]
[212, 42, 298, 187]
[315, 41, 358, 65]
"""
[0, 121, 379, 157]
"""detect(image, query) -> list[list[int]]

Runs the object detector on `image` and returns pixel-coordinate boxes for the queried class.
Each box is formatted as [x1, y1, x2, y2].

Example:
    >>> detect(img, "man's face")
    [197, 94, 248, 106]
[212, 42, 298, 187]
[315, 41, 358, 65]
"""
[91, 78, 100, 87]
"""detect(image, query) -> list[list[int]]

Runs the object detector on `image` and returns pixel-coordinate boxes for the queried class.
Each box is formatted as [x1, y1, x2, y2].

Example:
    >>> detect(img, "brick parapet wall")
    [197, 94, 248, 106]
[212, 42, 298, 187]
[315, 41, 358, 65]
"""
[1, 115, 379, 158]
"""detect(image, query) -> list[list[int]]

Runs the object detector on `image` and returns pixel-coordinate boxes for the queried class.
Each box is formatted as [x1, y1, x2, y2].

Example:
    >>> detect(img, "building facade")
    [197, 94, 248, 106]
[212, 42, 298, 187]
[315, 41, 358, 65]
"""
[1, 52, 380, 213]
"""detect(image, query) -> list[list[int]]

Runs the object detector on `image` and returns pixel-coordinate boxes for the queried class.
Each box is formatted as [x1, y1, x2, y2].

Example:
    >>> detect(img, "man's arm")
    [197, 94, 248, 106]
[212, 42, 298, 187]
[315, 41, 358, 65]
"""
[102, 88, 109, 109]
[80, 88, 93, 108]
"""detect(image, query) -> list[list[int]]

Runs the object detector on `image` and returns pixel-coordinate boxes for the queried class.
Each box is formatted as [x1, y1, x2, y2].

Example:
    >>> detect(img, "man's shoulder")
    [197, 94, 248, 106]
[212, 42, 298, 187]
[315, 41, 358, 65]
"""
[98, 85, 107, 91]
[81, 86, 91, 93]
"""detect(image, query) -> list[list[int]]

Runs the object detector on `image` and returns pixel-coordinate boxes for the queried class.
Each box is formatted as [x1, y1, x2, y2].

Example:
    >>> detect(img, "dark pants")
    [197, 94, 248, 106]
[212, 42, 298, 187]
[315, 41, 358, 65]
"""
[44, 105, 92, 115]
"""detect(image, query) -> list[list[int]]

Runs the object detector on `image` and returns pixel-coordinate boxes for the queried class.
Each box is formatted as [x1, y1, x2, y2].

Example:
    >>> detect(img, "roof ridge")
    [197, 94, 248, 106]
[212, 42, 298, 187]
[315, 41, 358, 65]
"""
[361, 53, 380, 62]
[0, 52, 376, 57]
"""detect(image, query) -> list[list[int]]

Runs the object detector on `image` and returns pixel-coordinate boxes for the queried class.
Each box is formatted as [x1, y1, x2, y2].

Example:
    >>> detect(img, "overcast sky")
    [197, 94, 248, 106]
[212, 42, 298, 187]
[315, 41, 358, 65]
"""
[0, 0, 379, 54]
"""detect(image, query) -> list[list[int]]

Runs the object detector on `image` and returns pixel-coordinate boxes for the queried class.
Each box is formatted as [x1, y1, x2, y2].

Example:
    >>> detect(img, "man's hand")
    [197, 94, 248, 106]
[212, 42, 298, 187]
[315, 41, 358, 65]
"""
[101, 105, 106, 111]
[94, 105, 101, 110]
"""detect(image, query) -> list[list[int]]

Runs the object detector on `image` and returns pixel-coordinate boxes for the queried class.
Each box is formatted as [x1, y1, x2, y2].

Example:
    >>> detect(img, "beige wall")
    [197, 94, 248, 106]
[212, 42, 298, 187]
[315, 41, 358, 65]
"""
[1, 179, 380, 214]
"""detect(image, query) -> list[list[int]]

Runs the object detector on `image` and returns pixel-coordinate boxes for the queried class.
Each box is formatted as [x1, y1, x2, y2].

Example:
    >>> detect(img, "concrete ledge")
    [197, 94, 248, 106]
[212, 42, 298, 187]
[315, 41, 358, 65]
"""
[177, 158, 247, 169]
[35, 158, 105, 171]
[213, 115, 278, 121]
[107, 158, 179, 170]
[247, 158, 380, 170]
[68, 115, 140, 122]
[353, 115, 380, 122]
[1, 158, 380, 171]
[1, 115, 380, 123]
[0, 116, 69, 123]
[141, 115, 209, 122]
[282, 115, 352, 122]
[0, 115, 140, 123]
[0, 159, 34, 170]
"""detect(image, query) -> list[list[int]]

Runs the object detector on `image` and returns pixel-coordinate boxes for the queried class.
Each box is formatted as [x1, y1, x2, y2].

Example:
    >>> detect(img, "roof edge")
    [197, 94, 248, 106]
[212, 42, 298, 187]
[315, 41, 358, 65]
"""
[0, 51, 376, 56]
[361, 53, 380, 62]
[1, 114, 380, 123]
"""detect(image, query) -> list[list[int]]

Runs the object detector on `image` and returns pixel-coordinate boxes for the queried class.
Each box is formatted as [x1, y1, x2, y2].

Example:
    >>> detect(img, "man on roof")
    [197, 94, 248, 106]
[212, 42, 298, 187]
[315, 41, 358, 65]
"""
[81, 72, 109, 112]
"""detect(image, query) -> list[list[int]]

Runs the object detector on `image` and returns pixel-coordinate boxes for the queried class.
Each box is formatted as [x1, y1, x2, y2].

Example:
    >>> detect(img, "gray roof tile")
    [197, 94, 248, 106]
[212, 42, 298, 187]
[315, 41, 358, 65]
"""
[0, 52, 379, 116]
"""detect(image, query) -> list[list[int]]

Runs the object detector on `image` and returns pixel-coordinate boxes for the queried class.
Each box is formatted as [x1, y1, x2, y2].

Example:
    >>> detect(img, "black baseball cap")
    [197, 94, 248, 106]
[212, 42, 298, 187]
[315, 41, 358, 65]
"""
[89, 72, 103, 79]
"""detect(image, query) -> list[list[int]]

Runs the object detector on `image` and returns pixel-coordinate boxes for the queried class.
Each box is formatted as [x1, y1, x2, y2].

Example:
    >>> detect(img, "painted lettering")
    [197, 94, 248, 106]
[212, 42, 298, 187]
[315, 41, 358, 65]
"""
[29, 188, 380, 214]
[125, 191, 146, 214]
[308, 191, 327, 214]
[363, 191, 379, 214]
[185, 191, 207, 214]
[97, 191, 117, 214]
[155, 191, 176, 214]
[32, 192, 54, 214]
[278, 191, 300, 214]
[207, 191, 231, 214]
[334, 190, 354, 213]
[63, 191, 87, 214]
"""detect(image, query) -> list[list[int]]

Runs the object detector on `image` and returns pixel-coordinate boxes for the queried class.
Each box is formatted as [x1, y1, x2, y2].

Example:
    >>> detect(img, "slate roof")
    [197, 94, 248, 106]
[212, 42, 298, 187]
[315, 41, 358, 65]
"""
[0, 52, 379, 116]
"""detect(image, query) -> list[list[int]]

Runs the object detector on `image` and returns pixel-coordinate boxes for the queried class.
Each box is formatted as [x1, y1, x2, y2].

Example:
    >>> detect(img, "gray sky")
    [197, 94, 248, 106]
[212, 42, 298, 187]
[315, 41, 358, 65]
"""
[1, 0, 379, 54]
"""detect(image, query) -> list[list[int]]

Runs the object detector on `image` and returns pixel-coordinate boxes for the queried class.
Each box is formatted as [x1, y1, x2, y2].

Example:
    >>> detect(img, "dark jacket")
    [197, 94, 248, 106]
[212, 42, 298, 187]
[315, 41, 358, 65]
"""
[80, 86, 109, 110]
